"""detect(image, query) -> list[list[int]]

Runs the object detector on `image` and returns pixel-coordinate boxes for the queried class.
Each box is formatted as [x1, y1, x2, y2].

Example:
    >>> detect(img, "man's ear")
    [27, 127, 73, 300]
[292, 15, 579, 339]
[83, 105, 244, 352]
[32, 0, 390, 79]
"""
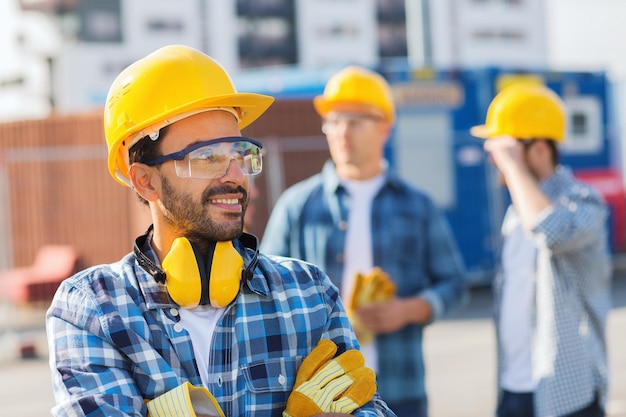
[129, 163, 160, 202]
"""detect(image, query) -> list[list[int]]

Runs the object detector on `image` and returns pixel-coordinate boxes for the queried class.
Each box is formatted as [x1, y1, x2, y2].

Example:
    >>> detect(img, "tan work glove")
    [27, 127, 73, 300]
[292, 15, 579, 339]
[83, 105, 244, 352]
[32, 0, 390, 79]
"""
[283, 339, 376, 417]
[348, 267, 397, 345]
[146, 382, 225, 417]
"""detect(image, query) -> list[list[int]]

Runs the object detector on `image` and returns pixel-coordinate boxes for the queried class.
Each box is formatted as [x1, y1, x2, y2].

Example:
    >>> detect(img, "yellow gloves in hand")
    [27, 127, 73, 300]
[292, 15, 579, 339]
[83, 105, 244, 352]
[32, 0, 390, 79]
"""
[283, 339, 376, 417]
[147, 382, 225, 417]
[348, 267, 397, 345]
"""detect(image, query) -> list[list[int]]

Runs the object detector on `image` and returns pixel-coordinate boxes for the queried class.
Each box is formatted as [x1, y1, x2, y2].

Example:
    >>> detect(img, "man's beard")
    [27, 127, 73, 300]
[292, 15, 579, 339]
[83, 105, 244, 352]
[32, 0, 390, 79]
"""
[160, 175, 247, 242]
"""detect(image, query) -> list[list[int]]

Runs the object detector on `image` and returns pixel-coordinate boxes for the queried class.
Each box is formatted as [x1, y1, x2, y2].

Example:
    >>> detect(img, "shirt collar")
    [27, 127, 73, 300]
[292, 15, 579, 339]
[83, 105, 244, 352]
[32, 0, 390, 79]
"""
[539, 165, 570, 199]
[320, 159, 404, 196]
[135, 233, 172, 308]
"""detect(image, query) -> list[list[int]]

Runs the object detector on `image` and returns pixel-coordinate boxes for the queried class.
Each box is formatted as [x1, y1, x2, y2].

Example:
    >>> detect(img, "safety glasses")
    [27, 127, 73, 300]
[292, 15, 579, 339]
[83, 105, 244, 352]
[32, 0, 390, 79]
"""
[321, 113, 384, 134]
[143, 137, 263, 179]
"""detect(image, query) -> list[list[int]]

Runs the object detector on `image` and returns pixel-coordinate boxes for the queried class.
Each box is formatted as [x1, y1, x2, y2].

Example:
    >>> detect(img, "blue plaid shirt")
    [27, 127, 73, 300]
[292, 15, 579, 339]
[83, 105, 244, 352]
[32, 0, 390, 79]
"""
[494, 166, 612, 417]
[261, 161, 467, 403]
[46, 235, 395, 417]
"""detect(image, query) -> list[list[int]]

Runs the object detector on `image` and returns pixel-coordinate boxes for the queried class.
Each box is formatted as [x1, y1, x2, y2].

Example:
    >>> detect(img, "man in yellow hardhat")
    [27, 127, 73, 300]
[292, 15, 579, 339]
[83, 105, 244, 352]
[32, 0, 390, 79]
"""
[471, 83, 611, 417]
[46, 45, 396, 417]
[261, 65, 467, 417]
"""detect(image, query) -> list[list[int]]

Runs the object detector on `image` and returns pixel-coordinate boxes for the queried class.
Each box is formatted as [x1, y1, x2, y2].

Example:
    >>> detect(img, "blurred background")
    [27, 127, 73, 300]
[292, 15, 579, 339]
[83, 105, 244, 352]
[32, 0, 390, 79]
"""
[0, 0, 625, 416]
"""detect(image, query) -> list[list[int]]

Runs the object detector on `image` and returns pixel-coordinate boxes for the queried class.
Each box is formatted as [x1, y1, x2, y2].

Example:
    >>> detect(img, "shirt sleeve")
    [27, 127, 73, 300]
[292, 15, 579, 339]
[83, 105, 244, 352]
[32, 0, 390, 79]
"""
[417, 197, 468, 322]
[47, 281, 146, 417]
[531, 187, 609, 254]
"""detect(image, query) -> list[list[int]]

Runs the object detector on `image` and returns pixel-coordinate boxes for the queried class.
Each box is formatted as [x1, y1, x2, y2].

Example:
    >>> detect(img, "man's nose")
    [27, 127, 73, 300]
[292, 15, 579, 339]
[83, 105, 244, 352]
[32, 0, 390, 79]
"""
[220, 157, 246, 181]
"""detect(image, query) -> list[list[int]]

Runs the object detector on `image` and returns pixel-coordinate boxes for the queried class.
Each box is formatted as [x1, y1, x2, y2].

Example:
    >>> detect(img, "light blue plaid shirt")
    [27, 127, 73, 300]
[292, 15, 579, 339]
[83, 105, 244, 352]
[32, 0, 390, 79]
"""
[46, 236, 395, 417]
[494, 166, 612, 417]
[261, 161, 467, 404]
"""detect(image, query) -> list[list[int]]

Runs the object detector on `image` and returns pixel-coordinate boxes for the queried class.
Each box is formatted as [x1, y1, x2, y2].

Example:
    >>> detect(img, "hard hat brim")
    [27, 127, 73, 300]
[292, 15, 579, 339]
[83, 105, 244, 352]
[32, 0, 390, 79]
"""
[469, 124, 492, 139]
[182, 92, 275, 131]
[109, 92, 274, 187]
[313, 95, 333, 118]
[314, 96, 391, 123]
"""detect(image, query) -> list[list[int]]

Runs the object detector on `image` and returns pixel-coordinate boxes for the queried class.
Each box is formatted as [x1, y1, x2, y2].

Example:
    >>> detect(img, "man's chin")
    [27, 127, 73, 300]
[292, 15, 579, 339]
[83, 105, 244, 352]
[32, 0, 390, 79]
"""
[193, 220, 243, 242]
[218, 221, 245, 241]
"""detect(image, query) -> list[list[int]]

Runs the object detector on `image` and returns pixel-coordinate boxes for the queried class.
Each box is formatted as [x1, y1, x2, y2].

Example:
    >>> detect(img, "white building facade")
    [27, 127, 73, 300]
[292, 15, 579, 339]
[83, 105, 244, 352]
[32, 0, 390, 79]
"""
[3, 0, 612, 121]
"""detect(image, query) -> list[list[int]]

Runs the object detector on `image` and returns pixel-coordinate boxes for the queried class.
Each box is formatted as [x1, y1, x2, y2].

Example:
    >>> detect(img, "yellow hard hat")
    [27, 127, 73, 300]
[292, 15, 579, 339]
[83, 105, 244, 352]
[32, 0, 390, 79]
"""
[314, 66, 395, 124]
[104, 45, 275, 186]
[470, 83, 566, 142]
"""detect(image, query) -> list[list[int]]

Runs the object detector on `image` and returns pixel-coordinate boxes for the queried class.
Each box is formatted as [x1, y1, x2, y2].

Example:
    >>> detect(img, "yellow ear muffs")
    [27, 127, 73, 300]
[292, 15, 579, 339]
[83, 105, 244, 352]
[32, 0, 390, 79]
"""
[162, 238, 244, 309]
[207, 240, 245, 308]
[162, 238, 203, 308]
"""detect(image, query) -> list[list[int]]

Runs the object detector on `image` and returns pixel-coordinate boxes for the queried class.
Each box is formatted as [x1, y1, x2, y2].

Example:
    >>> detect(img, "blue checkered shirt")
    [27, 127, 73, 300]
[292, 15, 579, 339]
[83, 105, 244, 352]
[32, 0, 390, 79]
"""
[46, 236, 395, 416]
[494, 166, 612, 417]
[261, 161, 467, 403]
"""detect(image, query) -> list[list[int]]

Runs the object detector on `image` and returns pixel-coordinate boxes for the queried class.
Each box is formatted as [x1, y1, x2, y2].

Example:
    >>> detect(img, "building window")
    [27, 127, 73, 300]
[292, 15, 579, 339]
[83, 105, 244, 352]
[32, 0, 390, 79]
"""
[146, 19, 184, 33]
[471, 0, 524, 4]
[237, 0, 296, 68]
[571, 112, 588, 136]
[377, 0, 407, 58]
[78, 0, 122, 43]
[472, 29, 525, 41]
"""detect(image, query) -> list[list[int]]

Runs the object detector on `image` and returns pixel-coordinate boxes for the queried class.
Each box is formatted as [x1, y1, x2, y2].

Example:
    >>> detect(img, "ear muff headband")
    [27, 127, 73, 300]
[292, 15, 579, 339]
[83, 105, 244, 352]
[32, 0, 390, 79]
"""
[133, 226, 259, 309]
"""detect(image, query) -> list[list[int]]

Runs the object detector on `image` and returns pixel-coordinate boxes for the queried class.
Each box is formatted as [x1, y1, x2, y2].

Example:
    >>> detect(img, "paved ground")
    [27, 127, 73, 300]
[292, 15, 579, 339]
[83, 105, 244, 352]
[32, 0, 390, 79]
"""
[424, 277, 626, 417]
[1, 276, 625, 417]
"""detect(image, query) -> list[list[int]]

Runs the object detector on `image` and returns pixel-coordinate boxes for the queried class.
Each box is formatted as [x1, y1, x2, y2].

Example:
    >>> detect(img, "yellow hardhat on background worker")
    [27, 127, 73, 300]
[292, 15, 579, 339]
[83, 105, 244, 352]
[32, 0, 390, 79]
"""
[313, 65, 396, 124]
[103, 45, 274, 186]
[470, 82, 566, 142]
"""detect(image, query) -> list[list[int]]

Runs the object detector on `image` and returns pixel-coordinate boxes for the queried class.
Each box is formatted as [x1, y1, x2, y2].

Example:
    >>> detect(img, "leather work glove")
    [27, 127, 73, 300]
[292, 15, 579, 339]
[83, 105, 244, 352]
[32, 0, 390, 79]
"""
[283, 339, 376, 417]
[348, 267, 397, 345]
[146, 382, 225, 417]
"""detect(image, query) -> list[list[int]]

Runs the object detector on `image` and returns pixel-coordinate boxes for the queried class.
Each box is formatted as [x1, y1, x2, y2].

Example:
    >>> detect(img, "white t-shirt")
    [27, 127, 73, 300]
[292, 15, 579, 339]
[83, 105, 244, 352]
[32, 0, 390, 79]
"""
[341, 174, 385, 372]
[179, 305, 225, 388]
[500, 212, 537, 392]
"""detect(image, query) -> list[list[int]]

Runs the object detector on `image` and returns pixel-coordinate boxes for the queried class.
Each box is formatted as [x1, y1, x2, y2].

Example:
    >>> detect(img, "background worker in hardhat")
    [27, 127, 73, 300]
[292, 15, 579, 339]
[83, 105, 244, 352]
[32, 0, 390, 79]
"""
[45, 45, 396, 417]
[471, 83, 612, 417]
[260, 65, 467, 417]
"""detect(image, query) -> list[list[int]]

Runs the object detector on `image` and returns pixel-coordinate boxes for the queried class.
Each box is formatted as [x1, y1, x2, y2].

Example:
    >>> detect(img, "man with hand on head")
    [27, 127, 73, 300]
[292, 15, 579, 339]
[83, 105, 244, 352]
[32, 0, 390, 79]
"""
[46, 45, 395, 417]
[261, 65, 467, 417]
[472, 82, 611, 417]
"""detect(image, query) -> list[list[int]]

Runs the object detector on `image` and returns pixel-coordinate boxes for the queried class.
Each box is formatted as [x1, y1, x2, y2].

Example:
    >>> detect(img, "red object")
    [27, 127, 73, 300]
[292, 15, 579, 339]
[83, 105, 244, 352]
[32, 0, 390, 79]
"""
[0, 245, 82, 304]
[575, 168, 626, 252]
[20, 344, 37, 359]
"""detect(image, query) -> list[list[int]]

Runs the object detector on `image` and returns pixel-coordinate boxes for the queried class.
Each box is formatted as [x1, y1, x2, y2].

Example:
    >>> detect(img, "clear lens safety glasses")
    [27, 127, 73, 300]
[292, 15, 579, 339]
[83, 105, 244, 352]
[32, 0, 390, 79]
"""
[321, 113, 383, 135]
[143, 137, 263, 179]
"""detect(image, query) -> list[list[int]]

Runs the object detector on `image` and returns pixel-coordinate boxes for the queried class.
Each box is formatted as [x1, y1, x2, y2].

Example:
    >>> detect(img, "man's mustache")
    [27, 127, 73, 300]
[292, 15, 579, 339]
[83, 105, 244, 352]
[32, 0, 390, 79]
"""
[203, 185, 248, 203]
